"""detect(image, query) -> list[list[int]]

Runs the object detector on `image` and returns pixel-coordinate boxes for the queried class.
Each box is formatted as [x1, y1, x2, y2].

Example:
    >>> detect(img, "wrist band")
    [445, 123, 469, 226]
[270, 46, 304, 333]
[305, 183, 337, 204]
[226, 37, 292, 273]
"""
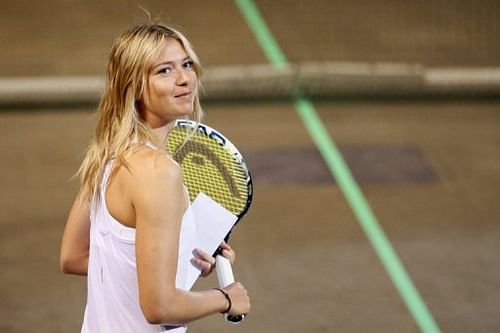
[214, 288, 232, 314]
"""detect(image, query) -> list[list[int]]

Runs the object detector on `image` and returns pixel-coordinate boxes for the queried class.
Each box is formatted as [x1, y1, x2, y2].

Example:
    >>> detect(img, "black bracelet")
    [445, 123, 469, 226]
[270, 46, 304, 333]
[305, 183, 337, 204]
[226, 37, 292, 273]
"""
[214, 288, 232, 314]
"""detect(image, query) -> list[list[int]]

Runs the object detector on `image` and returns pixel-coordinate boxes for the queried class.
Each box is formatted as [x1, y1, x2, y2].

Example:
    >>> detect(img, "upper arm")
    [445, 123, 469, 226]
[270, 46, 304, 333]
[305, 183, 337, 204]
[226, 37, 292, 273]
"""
[127, 151, 187, 316]
[60, 193, 91, 275]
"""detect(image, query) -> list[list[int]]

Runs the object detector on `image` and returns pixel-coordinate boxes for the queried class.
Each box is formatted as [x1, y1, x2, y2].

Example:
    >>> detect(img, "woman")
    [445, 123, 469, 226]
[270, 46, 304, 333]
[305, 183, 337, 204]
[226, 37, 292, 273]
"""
[60, 23, 250, 332]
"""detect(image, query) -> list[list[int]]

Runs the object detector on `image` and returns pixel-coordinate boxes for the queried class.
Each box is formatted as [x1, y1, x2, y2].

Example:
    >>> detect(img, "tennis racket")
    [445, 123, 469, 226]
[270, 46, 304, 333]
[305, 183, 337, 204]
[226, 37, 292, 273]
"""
[166, 119, 253, 324]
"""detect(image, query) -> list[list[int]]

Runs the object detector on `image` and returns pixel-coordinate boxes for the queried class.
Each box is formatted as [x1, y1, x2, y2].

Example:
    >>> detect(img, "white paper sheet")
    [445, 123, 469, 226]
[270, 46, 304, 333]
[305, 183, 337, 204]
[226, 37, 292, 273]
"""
[176, 192, 238, 291]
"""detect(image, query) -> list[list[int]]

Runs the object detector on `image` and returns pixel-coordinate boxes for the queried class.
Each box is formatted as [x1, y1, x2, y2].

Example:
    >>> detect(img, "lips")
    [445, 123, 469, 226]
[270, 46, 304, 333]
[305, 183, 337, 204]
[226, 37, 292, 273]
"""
[174, 91, 192, 98]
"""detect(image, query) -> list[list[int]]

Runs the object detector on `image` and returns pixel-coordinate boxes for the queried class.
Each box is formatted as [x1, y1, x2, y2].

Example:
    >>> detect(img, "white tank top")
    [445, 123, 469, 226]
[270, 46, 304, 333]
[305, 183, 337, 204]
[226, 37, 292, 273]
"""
[82, 152, 195, 333]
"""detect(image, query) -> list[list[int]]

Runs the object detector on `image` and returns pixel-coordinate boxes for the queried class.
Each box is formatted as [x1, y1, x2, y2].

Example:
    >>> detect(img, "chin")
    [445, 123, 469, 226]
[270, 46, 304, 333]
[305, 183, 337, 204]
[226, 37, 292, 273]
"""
[177, 107, 195, 117]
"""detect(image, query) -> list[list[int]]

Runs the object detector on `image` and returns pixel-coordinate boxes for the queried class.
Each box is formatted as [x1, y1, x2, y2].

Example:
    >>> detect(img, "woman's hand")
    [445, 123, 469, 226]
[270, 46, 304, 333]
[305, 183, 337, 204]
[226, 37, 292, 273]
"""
[191, 248, 215, 277]
[218, 241, 235, 264]
[191, 241, 236, 277]
[224, 282, 251, 316]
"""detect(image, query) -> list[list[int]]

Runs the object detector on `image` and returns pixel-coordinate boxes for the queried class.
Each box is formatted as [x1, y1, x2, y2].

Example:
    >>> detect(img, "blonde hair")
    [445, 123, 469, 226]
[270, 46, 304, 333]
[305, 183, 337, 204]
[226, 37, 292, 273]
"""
[78, 23, 203, 203]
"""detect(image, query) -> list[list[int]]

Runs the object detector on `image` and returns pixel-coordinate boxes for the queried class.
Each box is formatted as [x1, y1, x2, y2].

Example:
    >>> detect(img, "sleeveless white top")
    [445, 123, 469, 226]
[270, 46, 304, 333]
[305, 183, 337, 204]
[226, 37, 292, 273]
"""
[82, 149, 195, 333]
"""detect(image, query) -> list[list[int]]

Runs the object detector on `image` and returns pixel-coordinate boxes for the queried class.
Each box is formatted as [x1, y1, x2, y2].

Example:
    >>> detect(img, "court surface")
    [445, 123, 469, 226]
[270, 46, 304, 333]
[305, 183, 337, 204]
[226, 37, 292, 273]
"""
[1, 1, 499, 332]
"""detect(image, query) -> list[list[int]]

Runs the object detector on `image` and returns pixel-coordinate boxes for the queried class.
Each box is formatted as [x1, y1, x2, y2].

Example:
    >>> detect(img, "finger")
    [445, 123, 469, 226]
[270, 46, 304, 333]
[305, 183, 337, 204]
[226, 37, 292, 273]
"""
[190, 258, 212, 276]
[193, 248, 216, 265]
[221, 248, 235, 264]
[219, 241, 232, 251]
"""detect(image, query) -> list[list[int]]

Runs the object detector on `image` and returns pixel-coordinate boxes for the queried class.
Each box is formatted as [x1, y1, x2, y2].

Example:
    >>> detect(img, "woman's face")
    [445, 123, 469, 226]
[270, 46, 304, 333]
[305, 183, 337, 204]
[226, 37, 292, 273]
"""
[139, 38, 198, 128]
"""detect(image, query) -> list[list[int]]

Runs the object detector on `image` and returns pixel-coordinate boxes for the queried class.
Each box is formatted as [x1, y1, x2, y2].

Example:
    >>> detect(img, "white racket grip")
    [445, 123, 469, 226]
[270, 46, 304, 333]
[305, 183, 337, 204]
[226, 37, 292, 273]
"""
[215, 254, 245, 324]
[216, 255, 234, 287]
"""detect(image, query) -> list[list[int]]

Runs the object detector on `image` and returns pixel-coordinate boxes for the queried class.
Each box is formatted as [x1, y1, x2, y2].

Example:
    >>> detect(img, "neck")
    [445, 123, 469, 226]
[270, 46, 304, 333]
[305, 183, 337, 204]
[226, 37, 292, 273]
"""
[151, 121, 175, 146]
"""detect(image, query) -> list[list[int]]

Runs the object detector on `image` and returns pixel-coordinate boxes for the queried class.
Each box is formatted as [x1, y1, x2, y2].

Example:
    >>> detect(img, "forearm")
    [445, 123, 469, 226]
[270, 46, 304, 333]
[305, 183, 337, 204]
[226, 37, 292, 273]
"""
[60, 195, 90, 276]
[142, 288, 228, 325]
[60, 252, 88, 276]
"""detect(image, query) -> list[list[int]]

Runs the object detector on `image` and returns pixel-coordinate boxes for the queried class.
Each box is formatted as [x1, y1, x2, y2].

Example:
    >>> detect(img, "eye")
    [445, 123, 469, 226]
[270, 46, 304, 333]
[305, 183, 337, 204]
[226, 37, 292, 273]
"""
[183, 60, 194, 69]
[158, 65, 174, 75]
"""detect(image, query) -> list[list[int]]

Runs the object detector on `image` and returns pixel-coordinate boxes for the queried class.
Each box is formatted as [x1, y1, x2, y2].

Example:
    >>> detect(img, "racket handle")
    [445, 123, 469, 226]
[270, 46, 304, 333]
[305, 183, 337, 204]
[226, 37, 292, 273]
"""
[215, 255, 245, 324]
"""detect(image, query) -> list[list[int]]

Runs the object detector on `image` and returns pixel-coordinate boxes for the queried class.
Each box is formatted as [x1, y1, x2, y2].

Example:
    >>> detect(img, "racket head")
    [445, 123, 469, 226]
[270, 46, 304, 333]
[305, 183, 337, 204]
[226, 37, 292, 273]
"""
[166, 120, 253, 225]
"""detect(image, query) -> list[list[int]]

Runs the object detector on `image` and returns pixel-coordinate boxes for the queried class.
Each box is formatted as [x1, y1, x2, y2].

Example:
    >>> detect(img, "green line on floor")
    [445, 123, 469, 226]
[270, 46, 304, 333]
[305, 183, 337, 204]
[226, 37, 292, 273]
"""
[235, 0, 441, 332]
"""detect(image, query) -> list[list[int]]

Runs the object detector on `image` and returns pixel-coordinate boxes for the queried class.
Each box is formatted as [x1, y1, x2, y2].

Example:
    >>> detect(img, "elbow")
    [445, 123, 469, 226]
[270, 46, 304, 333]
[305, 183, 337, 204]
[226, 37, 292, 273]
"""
[59, 255, 74, 274]
[142, 306, 180, 326]
[59, 252, 88, 275]
[141, 302, 163, 325]
[142, 309, 167, 325]
[141, 293, 185, 325]
[60, 257, 73, 274]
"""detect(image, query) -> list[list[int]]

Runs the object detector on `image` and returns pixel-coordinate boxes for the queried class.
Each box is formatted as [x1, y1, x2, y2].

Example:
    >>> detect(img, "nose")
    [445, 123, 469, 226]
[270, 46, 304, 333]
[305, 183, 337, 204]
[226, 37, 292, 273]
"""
[176, 68, 189, 86]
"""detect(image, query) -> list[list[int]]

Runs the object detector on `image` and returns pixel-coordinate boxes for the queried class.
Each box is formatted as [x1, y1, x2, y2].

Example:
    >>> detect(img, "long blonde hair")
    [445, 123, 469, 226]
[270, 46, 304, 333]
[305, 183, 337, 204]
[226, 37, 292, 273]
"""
[78, 23, 203, 203]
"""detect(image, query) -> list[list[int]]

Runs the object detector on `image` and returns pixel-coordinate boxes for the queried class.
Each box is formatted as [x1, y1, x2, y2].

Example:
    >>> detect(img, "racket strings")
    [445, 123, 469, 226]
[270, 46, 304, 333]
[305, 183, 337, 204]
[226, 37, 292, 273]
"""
[175, 140, 241, 198]
[167, 128, 250, 215]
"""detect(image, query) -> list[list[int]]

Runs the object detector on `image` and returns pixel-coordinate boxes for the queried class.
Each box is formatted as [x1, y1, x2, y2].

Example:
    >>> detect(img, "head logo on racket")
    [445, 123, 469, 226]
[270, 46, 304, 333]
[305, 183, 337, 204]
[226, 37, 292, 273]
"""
[166, 120, 252, 218]
[174, 141, 241, 198]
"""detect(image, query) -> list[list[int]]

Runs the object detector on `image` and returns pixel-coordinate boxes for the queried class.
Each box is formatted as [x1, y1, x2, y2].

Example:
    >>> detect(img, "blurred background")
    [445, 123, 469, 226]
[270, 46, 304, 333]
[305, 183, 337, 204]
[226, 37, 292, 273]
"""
[1, 0, 499, 332]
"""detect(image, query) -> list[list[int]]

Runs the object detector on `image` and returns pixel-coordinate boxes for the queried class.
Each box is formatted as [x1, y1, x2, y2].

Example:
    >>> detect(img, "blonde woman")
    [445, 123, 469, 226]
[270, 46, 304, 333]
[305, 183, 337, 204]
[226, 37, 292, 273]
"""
[60, 23, 250, 332]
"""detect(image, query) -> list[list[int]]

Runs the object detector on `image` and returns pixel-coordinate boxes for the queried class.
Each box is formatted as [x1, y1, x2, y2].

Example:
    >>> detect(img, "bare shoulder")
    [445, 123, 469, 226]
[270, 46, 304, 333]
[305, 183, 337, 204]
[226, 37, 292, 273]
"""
[114, 146, 184, 201]
[127, 147, 182, 181]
